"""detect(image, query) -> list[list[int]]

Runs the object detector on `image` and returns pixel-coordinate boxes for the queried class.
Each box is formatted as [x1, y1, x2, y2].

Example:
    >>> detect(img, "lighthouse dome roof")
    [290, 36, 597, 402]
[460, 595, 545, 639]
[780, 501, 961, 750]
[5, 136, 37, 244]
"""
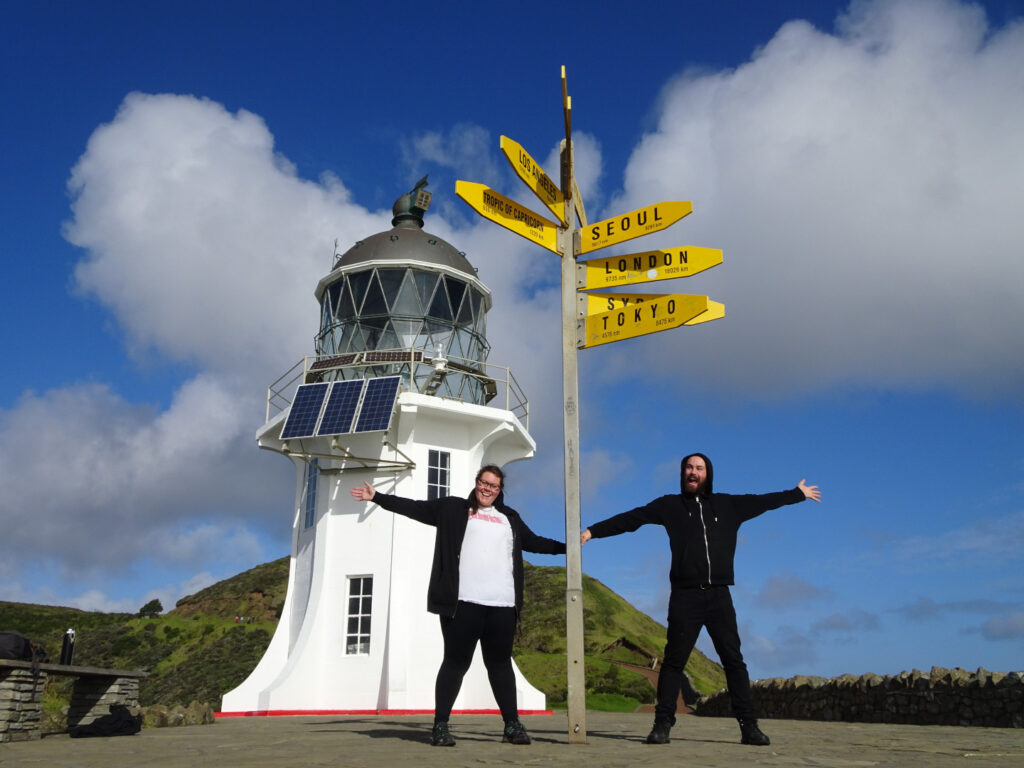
[335, 220, 476, 277]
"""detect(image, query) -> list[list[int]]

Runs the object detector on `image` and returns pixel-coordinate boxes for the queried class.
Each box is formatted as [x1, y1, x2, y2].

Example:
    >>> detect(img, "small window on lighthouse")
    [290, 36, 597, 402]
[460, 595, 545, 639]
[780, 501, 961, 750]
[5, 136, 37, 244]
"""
[302, 459, 319, 529]
[346, 576, 373, 655]
[427, 450, 450, 500]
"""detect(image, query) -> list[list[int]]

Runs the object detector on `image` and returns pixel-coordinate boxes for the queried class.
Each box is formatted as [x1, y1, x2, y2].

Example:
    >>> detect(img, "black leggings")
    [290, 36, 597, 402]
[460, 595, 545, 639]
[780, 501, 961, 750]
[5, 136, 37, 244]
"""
[435, 600, 518, 723]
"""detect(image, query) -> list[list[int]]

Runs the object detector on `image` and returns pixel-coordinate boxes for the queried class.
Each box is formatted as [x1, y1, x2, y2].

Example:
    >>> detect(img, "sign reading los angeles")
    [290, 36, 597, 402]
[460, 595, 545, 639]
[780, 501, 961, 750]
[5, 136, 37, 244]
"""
[455, 181, 560, 254]
[577, 201, 692, 254]
[577, 246, 723, 291]
[500, 136, 566, 226]
[578, 292, 711, 348]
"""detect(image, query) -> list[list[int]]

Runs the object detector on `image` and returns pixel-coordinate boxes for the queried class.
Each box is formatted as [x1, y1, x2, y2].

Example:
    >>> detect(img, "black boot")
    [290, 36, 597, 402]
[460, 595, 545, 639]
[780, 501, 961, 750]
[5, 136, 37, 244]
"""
[430, 720, 456, 746]
[502, 720, 531, 745]
[738, 718, 770, 746]
[645, 720, 671, 744]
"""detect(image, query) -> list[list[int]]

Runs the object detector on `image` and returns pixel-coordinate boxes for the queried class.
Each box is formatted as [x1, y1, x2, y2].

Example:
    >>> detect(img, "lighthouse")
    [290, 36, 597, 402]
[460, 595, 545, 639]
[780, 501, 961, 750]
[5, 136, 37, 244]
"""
[220, 179, 549, 715]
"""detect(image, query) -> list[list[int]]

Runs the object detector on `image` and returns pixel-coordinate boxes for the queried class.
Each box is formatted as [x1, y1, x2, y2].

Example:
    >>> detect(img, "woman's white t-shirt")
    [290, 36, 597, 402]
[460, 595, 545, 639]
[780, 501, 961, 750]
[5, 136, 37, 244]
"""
[457, 506, 515, 607]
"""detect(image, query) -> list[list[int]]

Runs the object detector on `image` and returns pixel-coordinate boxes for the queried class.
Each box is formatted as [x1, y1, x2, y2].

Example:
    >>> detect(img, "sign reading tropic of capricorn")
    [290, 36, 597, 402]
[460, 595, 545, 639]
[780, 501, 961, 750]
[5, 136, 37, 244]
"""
[454, 67, 724, 744]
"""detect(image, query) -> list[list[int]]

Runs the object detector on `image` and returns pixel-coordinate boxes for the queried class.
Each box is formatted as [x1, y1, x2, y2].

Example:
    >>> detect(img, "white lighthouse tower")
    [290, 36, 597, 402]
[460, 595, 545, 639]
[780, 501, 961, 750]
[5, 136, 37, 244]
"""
[220, 179, 549, 716]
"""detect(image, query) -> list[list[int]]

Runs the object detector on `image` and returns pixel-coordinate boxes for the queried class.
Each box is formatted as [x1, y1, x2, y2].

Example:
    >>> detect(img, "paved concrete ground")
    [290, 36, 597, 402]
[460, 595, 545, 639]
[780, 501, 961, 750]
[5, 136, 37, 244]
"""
[2, 712, 1022, 768]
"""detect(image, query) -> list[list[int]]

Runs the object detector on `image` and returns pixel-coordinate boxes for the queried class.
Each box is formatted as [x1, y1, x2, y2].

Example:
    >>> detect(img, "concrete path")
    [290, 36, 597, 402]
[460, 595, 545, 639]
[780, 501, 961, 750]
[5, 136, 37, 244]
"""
[2, 712, 1022, 767]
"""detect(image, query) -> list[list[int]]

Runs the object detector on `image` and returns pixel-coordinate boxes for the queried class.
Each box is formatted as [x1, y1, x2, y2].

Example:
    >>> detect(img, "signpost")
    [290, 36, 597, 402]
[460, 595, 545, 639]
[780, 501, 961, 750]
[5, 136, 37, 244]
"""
[455, 67, 723, 744]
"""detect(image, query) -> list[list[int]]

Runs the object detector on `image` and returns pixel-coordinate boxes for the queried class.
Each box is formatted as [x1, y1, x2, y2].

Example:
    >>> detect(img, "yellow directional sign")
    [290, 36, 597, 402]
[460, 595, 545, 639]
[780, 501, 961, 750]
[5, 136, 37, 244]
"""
[577, 292, 713, 348]
[683, 299, 725, 326]
[577, 246, 722, 291]
[578, 201, 693, 255]
[455, 181, 560, 254]
[500, 136, 566, 225]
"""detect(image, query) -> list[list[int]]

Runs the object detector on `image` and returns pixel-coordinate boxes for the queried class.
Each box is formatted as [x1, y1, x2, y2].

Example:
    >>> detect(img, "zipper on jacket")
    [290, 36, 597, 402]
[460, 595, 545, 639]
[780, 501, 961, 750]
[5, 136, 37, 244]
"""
[697, 497, 712, 584]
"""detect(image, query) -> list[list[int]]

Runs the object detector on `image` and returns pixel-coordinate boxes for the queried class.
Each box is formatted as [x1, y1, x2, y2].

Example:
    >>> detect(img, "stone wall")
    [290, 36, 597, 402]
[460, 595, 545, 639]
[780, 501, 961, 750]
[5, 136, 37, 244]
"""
[67, 675, 141, 729]
[698, 667, 1023, 728]
[0, 667, 46, 742]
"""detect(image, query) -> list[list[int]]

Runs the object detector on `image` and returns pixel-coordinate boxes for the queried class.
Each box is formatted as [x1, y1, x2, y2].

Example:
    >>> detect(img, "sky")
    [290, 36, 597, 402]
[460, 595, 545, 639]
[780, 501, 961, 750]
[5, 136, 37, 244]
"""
[2, 0, 1023, 682]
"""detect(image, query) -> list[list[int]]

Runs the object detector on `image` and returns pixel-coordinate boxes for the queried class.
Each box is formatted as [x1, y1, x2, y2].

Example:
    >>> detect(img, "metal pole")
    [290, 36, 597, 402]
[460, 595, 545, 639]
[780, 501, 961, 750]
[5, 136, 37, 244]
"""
[559, 136, 587, 743]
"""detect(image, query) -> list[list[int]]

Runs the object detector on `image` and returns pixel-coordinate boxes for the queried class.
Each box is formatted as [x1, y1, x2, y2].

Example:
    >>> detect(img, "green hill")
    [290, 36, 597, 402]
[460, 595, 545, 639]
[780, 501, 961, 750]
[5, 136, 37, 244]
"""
[0, 557, 724, 714]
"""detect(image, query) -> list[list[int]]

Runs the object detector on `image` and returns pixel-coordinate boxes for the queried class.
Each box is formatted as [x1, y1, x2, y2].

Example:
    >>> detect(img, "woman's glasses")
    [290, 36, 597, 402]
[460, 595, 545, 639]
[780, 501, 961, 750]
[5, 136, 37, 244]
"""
[476, 479, 501, 492]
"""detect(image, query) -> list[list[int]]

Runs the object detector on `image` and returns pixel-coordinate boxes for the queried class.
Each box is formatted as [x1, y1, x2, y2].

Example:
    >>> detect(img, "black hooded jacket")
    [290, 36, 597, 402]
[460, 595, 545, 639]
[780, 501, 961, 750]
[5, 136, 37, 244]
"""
[372, 492, 566, 617]
[587, 454, 805, 587]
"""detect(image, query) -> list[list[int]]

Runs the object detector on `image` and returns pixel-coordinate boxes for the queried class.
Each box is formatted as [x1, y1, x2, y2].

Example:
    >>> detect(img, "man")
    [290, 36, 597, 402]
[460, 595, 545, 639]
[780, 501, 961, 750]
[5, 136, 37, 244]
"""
[581, 453, 821, 746]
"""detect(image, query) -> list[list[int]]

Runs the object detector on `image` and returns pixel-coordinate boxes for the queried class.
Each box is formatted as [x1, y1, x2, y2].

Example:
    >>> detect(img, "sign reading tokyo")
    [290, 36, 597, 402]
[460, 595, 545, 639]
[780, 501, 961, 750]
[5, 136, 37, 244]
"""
[500, 136, 566, 225]
[578, 246, 722, 291]
[456, 181, 560, 254]
[578, 292, 712, 348]
[577, 201, 692, 254]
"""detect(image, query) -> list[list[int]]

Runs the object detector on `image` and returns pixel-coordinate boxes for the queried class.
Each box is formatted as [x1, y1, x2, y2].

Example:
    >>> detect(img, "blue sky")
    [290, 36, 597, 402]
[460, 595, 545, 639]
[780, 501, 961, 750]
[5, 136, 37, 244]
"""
[2, 0, 1023, 681]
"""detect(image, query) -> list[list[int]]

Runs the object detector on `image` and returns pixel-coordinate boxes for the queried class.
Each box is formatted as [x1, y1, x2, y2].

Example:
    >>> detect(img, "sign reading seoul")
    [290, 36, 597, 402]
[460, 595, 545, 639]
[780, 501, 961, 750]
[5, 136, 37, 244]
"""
[577, 201, 692, 254]
[455, 181, 560, 254]
[579, 292, 711, 349]
[577, 246, 723, 291]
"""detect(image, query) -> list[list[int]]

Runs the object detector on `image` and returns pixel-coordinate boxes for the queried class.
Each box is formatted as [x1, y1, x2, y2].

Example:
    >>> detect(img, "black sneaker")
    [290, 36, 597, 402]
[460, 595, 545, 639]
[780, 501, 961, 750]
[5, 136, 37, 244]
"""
[738, 718, 770, 746]
[430, 721, 455, 747]
[646, 720, 671, 744]
[502, 720, 531, 745]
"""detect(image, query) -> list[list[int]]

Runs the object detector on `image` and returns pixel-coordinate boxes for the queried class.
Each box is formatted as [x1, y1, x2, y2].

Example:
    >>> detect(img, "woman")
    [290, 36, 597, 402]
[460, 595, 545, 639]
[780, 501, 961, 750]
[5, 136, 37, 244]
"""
[350, 465, 565, 747]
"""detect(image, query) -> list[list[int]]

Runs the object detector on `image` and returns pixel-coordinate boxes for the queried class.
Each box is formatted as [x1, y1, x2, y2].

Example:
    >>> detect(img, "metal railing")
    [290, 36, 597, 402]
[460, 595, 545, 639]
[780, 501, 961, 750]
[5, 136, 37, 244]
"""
[265, 346, 530, 430]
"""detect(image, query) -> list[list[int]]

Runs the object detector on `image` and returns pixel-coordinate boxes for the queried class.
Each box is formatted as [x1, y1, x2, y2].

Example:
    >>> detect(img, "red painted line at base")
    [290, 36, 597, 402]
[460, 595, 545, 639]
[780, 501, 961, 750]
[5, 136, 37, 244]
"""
[216, 708, 554, 719]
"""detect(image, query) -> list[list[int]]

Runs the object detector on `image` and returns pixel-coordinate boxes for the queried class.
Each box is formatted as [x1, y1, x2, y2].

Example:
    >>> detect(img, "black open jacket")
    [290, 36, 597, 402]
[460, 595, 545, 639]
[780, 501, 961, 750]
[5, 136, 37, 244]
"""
[373, 493, 566, 617]
[588, 488, 804, 587]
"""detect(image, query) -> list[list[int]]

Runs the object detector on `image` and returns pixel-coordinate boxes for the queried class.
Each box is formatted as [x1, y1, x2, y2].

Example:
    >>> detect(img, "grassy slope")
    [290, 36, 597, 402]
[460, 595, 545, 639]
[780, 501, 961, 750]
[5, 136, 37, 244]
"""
[0, 557, 725, 712]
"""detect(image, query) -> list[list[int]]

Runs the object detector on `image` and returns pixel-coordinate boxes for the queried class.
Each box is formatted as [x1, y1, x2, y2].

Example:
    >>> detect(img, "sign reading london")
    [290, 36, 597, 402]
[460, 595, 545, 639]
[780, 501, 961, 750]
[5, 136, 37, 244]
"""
[579, 292, 711, 349]
[456, 181, 560, 254]
[577, 246, 723, 291]
[500, 136, 566, 225]
[577, 201, 692, 254]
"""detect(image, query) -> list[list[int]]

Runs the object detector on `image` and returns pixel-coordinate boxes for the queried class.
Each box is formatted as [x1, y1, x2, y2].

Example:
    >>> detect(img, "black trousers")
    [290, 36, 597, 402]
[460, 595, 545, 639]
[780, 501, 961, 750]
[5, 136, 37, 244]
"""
[655, 585, 754, 724]
[435, 600, 518, 723]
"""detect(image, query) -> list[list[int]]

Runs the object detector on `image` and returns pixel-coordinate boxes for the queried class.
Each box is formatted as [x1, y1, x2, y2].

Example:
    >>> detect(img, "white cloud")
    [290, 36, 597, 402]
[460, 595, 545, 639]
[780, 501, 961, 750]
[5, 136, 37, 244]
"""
[65, 92, 388, 377]
[897, 510, 1024, 569]
[756, 572, 830, 608]
[982, 610, 1024, 640]
[600, 0, 1024, 399]
[811, 609, 881, 636]
[0, 375, 289, 584]
[744, 624, 818, 673]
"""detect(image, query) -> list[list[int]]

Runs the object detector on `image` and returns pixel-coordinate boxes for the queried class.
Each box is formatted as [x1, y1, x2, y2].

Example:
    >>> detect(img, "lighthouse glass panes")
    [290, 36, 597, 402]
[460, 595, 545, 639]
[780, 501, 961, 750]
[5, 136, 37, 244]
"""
[316, 267, 490, 404]
[345, 576, 373, 655]
[427, 450, 450, 500]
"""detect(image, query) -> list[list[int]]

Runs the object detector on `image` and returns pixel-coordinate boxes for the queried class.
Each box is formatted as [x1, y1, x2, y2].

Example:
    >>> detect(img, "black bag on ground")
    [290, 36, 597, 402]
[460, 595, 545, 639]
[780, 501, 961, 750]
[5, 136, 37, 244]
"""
[69, 704, 143, 738]
[0, 630, 48, 663]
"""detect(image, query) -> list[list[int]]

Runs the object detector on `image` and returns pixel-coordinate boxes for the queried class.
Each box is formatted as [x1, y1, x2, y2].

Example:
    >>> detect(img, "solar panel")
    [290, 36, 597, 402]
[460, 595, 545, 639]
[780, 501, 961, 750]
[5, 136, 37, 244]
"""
[280, 383, 330, 439]
[354, 376, 401, 433]
[316, 379, 365, 436]
[363, 350, 422, 363]
[309, 353, 357, 371]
